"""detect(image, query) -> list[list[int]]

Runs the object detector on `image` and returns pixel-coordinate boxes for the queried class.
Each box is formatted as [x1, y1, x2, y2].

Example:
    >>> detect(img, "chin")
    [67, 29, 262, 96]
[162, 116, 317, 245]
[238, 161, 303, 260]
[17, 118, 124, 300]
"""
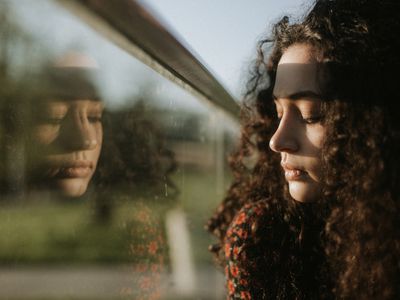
[288, 181, 321, 203]
[52, 178, 90, 197]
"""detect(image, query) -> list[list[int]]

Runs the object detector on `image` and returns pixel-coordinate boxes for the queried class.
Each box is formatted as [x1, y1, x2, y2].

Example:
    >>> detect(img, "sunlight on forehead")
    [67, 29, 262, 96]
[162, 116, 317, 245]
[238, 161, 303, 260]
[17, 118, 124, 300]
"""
[279, 44, 319, 65]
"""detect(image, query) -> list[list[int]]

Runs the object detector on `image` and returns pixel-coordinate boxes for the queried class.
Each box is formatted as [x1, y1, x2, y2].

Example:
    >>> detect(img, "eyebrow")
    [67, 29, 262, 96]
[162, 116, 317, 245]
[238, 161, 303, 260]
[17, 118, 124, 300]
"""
[273, 90, 322, 101]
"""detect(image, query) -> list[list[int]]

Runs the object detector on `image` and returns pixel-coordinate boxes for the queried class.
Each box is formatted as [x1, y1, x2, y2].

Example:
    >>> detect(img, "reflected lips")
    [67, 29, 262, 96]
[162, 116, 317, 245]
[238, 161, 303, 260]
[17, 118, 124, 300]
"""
[281, 162, 307, 181]
[56, 161, 93, 178]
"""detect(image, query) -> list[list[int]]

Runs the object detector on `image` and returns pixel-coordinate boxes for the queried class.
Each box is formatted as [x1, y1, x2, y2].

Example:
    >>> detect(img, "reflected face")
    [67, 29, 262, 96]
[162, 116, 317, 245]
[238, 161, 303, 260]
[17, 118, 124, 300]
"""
[269, 44, 325, 203]
[32, 99, 103, 197]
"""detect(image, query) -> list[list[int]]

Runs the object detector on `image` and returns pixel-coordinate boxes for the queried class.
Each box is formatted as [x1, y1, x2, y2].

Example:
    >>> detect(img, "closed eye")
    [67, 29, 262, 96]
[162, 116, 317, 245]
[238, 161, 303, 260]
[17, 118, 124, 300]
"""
[42, 117, 64, 125]
[302, 115, 323, 124]
[88, 116, 102, 123]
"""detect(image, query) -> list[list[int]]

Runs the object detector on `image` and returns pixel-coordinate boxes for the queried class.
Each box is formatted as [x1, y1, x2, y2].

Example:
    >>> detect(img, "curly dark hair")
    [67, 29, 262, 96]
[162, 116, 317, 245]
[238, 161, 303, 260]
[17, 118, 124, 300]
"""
[93, 104, 178, 199]
[207, 0, 400, 298]
[90, 102, 178, 223]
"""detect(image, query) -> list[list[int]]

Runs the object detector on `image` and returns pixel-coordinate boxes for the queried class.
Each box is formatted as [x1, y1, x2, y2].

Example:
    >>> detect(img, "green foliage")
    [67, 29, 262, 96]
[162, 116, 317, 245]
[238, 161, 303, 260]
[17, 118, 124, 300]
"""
[0, 170, 228, 266]
[0, 198, 168, 265]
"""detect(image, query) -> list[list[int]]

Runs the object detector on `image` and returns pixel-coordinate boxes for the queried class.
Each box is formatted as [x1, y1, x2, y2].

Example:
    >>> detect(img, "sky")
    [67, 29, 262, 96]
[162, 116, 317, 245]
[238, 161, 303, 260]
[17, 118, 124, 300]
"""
[140, 0, 312, 97]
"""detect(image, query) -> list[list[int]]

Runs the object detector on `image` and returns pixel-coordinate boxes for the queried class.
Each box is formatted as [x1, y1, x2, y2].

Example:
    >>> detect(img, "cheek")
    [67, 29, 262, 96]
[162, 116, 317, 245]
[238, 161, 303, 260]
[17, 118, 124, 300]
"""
[96, 124, 103, 146]
[305, 125, 325, 181]
[92, 124, 103, 165]
[33, 125, 60, 145]
[306, 124, 325, 150]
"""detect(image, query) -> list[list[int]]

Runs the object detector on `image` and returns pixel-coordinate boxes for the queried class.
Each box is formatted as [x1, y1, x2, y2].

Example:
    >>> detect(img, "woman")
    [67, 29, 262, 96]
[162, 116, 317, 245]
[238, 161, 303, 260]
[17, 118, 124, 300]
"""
[27, 52, 104, 198]
[207, 0, 400, 299]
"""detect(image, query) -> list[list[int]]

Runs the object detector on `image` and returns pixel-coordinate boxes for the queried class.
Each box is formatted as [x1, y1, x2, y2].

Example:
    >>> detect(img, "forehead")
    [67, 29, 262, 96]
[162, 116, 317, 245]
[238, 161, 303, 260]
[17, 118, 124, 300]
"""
[279, 44, 319, 64]
[273, 44, 330, 99]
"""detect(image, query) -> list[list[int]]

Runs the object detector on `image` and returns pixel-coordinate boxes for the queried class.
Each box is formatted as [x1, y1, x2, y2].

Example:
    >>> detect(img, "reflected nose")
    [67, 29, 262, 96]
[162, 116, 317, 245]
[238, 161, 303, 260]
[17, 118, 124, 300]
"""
[269, 116, 299, 153]
[63, 115, 99, 151]
[75, 124, 98, 150]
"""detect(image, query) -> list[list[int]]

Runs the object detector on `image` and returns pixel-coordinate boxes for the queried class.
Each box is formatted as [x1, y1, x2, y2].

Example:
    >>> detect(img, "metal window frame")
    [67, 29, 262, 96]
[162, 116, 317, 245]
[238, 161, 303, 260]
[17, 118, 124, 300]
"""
[57, 0, 240, 119]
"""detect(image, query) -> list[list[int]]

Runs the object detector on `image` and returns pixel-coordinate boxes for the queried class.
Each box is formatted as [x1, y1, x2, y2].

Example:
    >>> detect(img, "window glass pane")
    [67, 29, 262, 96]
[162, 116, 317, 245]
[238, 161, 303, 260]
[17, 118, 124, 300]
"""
[0, 0, 238, 299]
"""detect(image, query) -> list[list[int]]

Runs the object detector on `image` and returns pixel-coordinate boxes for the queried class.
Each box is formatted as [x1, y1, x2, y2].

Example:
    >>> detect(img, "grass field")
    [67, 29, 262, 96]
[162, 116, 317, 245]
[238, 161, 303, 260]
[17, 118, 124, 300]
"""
[0, 201, 132, 264]
[0, 169, 230, 266]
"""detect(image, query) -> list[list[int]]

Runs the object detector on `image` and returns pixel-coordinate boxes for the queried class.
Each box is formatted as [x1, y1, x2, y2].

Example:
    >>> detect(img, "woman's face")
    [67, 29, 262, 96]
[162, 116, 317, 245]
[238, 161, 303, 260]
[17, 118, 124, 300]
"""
[269, 44, 325, 202]
[32, 99, 103, 197]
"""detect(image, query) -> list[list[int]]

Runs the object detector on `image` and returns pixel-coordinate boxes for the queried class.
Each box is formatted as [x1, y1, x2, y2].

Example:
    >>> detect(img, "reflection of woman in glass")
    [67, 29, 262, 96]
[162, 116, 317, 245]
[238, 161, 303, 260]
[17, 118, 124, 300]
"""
[208, 0, 400, 298]
[28, 53, 103, 198]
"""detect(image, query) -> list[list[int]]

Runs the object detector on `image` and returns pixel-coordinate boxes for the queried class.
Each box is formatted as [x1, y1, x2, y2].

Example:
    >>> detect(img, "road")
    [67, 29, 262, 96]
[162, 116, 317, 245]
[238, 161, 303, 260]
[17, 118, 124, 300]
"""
[0, 265, 225, 299]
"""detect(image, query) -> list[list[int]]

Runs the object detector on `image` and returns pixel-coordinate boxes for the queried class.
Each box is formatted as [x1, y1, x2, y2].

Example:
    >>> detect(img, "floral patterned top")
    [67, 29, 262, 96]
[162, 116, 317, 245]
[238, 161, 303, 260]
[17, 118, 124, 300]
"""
[224, 200, 286, 300]
[121, 201, 167, 300]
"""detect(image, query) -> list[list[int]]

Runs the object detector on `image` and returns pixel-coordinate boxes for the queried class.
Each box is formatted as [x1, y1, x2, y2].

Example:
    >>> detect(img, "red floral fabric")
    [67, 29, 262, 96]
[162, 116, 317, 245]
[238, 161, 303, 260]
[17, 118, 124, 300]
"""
[121, 201, 166, 300]
[224, 201, 272, 299]
[224, 200, 330, 300]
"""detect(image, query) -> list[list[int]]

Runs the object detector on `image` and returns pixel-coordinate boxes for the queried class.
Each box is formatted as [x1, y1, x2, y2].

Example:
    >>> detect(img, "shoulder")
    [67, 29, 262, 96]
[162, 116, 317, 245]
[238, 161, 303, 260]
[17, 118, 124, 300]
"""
[225, 200, 275, 249]
[224, 200, 282, 298]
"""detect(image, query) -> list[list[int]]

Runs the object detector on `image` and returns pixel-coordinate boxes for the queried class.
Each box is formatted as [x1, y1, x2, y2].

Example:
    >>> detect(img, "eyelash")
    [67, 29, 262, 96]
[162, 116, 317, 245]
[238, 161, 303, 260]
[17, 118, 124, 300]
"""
[302, 116, 322, 124]
[88, 116, 102, 123]
[276, 115, 322, 124]
[273, 102, 323, 125]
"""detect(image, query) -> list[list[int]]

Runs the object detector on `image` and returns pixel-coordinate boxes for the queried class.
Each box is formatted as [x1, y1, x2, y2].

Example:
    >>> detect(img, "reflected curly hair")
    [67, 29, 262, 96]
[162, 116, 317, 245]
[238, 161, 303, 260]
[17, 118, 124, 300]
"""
[207, 0, 400, 298]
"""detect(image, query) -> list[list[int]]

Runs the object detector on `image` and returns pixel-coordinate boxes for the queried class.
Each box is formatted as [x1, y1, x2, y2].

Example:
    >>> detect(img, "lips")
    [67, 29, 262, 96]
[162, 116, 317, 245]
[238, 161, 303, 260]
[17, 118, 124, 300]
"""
[58, 166, 92, 178]
[281, 161, 308, 181]
[49, 160, 94, 178]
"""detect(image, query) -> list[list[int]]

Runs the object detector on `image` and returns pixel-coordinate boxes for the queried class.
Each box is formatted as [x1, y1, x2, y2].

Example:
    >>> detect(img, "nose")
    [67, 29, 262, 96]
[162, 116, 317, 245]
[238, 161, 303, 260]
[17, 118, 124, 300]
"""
[269, 115, 299, 153]
[77, 131, 98, 150]
[62, 114, 99, 151]
[74, 121, 98, 150]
